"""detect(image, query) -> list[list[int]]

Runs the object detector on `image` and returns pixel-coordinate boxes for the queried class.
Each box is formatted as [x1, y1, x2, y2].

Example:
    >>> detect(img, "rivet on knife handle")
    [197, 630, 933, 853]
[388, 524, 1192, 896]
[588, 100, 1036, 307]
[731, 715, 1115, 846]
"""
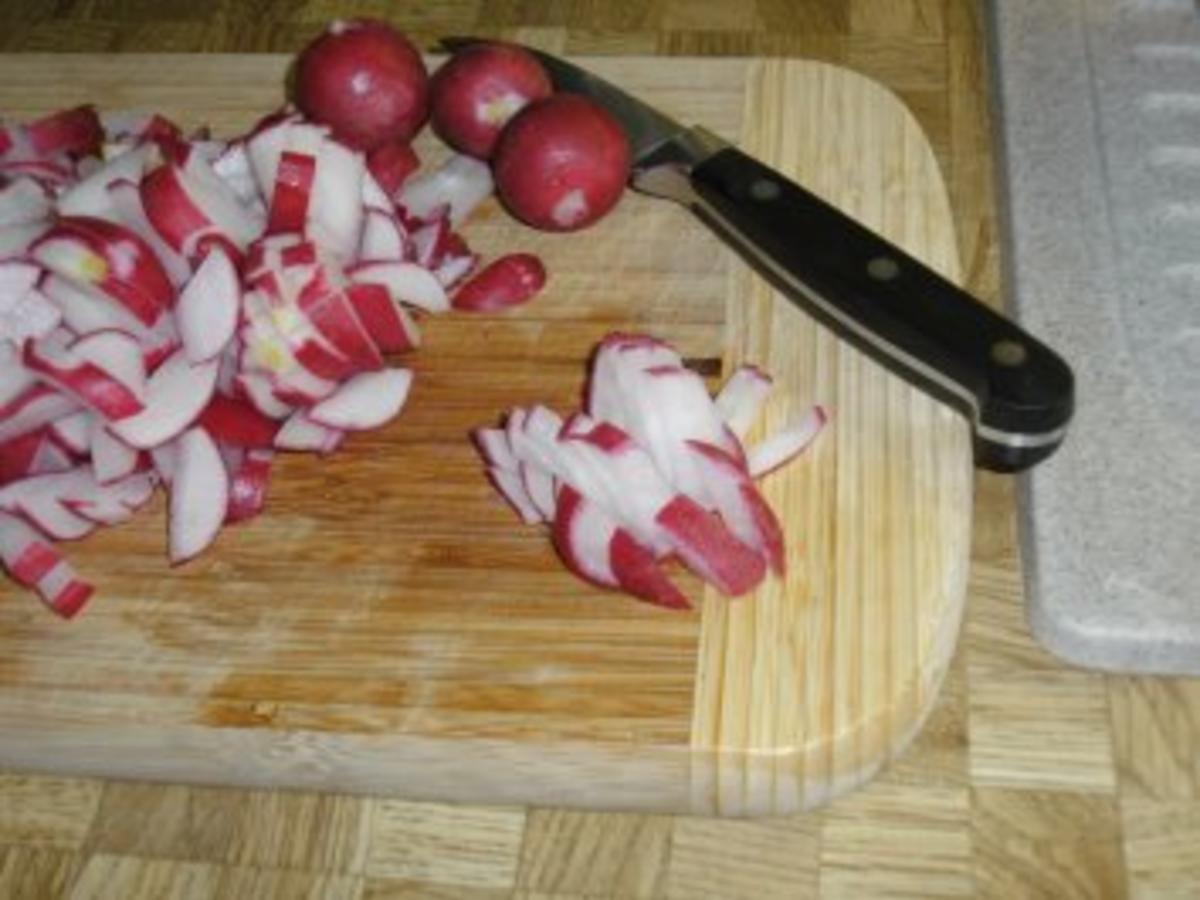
[637, 140, 1075, 473]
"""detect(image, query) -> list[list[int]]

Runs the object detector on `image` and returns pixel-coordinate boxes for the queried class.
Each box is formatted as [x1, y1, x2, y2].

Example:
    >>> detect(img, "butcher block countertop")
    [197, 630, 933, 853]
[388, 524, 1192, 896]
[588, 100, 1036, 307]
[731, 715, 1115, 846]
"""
[0, 3, 1197, 899]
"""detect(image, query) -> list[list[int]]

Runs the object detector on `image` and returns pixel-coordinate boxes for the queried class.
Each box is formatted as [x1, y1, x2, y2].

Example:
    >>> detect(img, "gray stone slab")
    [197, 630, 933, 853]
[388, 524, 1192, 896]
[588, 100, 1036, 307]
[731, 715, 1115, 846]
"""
[988, 0, 1200, 673]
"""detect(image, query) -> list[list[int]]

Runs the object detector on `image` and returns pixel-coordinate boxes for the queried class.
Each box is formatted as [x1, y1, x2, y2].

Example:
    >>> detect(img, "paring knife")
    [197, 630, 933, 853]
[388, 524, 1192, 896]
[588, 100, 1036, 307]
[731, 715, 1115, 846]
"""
[441, 39, 1075, 472]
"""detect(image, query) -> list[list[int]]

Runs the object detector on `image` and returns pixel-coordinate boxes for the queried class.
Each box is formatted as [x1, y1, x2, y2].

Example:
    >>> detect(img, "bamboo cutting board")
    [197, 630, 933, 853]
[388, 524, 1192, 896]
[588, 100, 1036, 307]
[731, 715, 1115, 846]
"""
[0, 55, 972, 816]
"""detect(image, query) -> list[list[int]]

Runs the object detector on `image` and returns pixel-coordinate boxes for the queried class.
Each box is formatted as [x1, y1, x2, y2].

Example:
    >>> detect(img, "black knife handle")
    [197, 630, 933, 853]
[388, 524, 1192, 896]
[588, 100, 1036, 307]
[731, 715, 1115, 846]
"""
[686, 147, 1074, 472]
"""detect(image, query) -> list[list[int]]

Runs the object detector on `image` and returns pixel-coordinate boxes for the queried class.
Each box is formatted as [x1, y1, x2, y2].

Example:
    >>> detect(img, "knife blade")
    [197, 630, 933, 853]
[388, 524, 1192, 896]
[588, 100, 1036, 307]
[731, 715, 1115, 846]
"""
[440, 38, 1075, 472]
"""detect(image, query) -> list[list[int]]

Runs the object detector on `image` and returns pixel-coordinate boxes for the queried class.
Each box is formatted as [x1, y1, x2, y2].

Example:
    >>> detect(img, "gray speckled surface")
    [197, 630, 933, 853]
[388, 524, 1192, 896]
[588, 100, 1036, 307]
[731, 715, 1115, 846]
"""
[989, 0, 1200, 674]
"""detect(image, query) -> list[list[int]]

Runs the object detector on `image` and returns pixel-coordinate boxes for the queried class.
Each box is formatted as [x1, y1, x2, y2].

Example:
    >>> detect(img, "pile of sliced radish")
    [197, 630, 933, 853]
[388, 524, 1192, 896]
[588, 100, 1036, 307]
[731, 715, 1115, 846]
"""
[0, 101, 546, 617]
[474, 334, 827, 609]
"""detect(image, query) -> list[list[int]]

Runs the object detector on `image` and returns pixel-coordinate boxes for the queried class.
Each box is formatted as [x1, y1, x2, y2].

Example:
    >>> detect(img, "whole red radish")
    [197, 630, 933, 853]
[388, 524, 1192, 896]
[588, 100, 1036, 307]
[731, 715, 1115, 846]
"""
[430, 42, 552, 158]
[294, 19, 429, 151]
[492, 94, 630, 232]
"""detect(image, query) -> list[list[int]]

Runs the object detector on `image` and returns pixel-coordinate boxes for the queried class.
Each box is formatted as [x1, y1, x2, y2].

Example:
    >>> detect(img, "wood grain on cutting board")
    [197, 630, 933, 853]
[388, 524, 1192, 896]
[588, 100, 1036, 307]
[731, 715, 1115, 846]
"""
[0, 54, 970, 816]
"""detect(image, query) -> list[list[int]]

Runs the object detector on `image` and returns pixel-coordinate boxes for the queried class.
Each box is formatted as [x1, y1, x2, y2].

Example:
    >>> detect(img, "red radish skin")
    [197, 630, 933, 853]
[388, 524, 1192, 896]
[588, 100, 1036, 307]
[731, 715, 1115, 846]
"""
[430, 43, 552, 159]
[493, 94, 631, 232]
[31, 216, 173, 327]
[196, 395, 281, 448]
[25, 105, 103, 158]
[226, 448, 273, 523]
[452, 253, 546, 312]
[266, 151, 316, 234]
[22, 338, 144, 422]
[366, 139, 420, 197]
[295, 19, 429, 150]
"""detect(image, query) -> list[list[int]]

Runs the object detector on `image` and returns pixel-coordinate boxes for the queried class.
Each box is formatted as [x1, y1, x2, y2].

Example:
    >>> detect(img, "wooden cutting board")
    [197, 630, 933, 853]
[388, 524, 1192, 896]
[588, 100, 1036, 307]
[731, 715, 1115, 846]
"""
[0, 54, 972, 816]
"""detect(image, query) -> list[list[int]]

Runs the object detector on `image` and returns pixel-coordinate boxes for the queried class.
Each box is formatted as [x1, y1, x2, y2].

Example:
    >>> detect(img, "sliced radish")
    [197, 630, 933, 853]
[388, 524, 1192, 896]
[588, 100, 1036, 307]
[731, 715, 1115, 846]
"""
[108, 348, 219, 449]
[397, 154, 493, 226]
[48, 411, 92, 456]
[226, 447, 272, 523]
[306, 367, 411, 431]
[106, 177, 192, 288]
[0, 384, 80, 444]
[746, 406, 828, 479]
[410, 213, 450, 268]
[343, 282, 420, 353]
[295, 272, 385, 371]
[487, 465, 542, 524]
[347, 261, 449, 313]
[211, 139, 262, 214]
[0, 222, 48, 260]
[308, 136, 365, 260]
[0, 475, 97, 541]
[359, 207, 407, 260]
[451, 253, 545, 312]
[366, 139, 419, 198]
[0, 511, 93, 617]
[176, 246, 239, 363]
[39, 272, 146, 337]
[30, 216, 172, 327]
[70, 330, 147, 400]
[0, 178, 51, 226]
[90, 419, 139, 484]
[196, 394, 280, 448]
[715, 364, 774, 439]
[30, 435, 76, 475]
[687, 440, 785, 575]
[23, 335, 145, 421]
[265, 150, 315, 234]
[58, 144, 153, 220]
[0, 429, 47, 485]
[168, 427, 228, 564]
[0, 285, 62, 344]
[25, 105, 103, 158]
[235, 371, 295, 420]
[274, 410, 344, 453]
[472, 427, 516, 470]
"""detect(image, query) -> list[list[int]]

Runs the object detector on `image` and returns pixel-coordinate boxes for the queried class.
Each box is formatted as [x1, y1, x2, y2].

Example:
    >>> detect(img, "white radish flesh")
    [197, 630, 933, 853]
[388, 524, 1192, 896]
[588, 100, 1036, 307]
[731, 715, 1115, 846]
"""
[715, 364, 774, 439]
[306, 367, 411, 430]
[90, 419, 139, 484]
[397, 154, 493, 226]
[168, 427, 228, 564]
[348, 261, 449, 313]
[108, 349, 219, 449]
[274, 410, 343, 453]
[177, 246, 239, 363]
[746, 406, 827, 479]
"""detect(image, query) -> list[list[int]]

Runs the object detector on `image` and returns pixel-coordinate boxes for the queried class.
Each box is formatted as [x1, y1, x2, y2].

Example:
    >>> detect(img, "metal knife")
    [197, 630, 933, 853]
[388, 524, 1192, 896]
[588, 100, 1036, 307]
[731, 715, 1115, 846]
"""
[441, 38, 1075, 472]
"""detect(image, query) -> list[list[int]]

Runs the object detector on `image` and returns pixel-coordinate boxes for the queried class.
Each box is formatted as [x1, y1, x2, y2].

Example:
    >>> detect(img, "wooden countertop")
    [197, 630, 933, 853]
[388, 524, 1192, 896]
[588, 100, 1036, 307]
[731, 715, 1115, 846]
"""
[0, 2, 1196, 898]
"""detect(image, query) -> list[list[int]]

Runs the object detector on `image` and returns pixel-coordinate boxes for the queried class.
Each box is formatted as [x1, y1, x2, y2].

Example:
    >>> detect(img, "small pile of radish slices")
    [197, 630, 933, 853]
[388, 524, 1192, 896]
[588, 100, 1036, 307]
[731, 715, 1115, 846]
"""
[0, 102, 546, 617]
[474, 334, 828, 610]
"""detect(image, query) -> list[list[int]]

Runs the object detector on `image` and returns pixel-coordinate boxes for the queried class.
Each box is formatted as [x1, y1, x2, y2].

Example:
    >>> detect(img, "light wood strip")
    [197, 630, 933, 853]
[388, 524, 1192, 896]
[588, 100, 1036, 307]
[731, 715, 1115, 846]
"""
[690, 57, 972, 814]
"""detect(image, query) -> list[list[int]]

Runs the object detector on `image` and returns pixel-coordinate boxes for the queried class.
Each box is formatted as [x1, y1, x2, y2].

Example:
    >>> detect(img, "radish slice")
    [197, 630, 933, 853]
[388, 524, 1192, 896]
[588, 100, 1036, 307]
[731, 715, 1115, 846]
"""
[108, 349, 219, 449]
[715, 364, 774, 439]
[265, 150, 315, 235]
[58, 144, 153, 220]
[106, 178, 193, 288]
[48, 411, 92, 456]
[521, 462, 556, 521]
[343, 282, 420, 352]
[306, 367, 411, 431]
[0, 385, 80, 445]
[451, 253, 545, 313]
[0, 222, 48, 260]
[0, 285, 62, 344]
[397, 154, 493, 226]
[309, 137, 365, 260]
[0, 261, 45, 304]
[168, 427, 228, 564]
[70, 330, 147, 400]
[0, 511, 93, 617]
[23, 335, 145, 421]
[487, 465, 542, 524]
[235, 372, 295, 420]
[472, 427, 516, 470]
[687, 440, 785, 575]
[149, 442, 176, 484]
[0, 178, 52, 226]
[746, 406, 828, 479]
[274, 411, 344, 453]
[226, 447, 273, 523]
[30, 435, 76, 475]
[0, 475, 97, 541]
[196, 394, 280, 448]
[90, 419, 139, 484]
[347, 261, 449, 313]
[177, 246, 239, 363]
[359, 207, 407, 260]
[552, 485, 617, 586]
